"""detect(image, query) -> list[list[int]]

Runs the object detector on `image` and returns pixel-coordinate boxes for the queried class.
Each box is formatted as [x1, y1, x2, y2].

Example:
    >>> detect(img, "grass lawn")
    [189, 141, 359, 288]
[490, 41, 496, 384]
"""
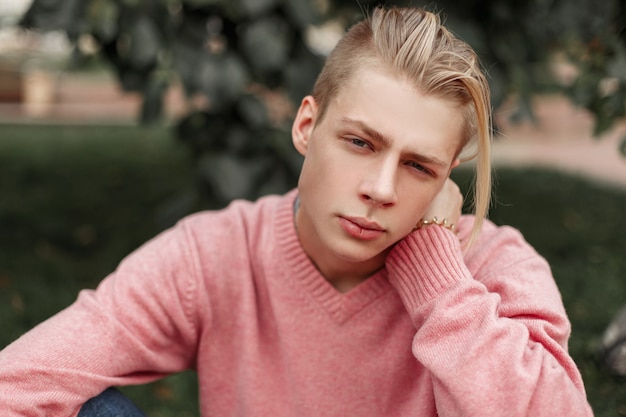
[0, 123, 625, 416]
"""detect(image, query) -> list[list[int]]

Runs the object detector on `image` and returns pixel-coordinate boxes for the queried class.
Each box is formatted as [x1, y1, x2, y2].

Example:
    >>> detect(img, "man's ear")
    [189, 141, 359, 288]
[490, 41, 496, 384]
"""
[292, 95, 318, 156]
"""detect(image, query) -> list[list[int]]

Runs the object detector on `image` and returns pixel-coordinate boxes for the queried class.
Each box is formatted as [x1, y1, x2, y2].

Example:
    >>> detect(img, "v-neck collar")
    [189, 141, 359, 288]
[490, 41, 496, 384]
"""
[275, 190, 391, 325]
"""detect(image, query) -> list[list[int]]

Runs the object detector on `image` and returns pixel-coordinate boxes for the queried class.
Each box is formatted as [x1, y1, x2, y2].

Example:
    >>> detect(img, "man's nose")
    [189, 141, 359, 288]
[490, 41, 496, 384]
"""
[358, 159, 398, 207]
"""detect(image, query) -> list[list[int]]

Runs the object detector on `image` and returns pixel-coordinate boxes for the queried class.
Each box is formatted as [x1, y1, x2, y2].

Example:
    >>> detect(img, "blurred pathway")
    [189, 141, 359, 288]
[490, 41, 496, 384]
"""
[493, 96, 626, 190]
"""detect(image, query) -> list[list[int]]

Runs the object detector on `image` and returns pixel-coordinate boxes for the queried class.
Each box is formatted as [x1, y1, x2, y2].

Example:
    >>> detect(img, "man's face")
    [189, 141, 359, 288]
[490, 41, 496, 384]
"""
[292, 67, 465, 282]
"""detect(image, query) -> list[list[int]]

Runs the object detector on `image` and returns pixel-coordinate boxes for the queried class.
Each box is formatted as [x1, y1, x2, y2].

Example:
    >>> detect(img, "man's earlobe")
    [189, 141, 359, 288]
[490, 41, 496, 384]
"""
[292, 96, 318, 156]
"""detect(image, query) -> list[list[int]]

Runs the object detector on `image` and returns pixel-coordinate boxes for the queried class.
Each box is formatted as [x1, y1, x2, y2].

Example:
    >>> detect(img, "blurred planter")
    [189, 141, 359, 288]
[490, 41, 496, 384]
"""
[22, 68, 58, 117]
[0, 62, 23, 102]
[0, 59, 59, 118]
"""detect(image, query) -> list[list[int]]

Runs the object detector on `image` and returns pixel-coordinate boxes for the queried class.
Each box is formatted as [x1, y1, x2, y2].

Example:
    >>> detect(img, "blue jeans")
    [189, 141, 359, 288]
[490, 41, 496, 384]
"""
[78, 388, 147, 417]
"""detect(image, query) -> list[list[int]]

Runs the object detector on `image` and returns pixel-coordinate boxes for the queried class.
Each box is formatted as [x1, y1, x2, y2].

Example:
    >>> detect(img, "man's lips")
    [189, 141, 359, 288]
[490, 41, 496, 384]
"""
[344, 216, 384, 231]
[338, 216, 385, 240]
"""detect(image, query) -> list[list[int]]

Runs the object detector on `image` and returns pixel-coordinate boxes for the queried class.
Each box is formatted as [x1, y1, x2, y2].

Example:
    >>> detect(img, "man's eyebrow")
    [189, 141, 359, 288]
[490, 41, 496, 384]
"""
[340, 117, 390, 147]
[339, 117, 449, 168]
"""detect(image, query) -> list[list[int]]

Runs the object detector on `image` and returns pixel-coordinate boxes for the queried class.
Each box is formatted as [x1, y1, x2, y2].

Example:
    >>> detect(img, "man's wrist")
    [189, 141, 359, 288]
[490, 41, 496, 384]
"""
[414, 216, 457, 234]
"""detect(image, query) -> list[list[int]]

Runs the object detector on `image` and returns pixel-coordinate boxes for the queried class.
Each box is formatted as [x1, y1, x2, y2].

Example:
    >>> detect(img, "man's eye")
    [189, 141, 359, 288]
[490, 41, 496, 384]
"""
[350, 138, 369, 148]
[407, 161, 429, 174]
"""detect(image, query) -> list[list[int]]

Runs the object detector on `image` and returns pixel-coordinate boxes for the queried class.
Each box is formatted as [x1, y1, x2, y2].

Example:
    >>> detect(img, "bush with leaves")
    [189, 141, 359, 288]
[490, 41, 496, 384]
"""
[19, 0, 626, 209]
[20, 0, 328, 210]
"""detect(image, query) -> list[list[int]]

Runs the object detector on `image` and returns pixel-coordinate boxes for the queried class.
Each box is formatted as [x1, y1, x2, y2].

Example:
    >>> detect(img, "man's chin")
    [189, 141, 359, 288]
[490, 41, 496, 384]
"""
[333, 244, 389, 267]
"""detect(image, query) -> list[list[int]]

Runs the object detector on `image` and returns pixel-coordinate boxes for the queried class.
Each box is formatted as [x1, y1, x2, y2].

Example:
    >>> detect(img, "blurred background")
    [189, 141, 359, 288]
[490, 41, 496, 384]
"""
[0, 0, 625, 415]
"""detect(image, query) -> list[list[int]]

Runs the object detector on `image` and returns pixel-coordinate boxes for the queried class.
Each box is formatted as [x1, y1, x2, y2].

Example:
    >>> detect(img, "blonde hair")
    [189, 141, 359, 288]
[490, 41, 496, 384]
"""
[312, 6, 492, 247]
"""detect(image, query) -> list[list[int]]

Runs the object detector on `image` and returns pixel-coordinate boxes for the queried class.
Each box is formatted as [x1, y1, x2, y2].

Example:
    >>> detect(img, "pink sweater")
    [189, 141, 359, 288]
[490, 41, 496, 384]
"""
[0, 190, 593, 416]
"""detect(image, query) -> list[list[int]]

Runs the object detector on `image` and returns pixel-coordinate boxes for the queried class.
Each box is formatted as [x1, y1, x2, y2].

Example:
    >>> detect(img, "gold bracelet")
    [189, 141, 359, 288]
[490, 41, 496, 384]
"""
[414, 216, 456, 232]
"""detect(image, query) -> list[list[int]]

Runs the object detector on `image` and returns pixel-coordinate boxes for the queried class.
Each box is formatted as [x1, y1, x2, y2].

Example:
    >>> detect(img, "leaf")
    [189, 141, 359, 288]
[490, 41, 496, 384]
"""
[485, 65, 508, 113]
[284, 41, 322, 103]
[87, 0, 120, 43]
[219, 54, 249, 102]
[175, 111, 228, 152]
[569, 73, 600, 107]
[128, 16, 161, 70]
[197, 153, 269, 202]
[508, 94, 536, 125]
[184, 0, 224, 7]
[197, 53, 248, 109]
[255, 163, 294, 196]
[236, 94, 269, 129]
[240, 16, 291, 74]
[239, 0, 278, 18]
[172, 39, 203, 95]
[223, 125, 254, 154]
[117, 66, 151, 92]
[141, 72, 169, 124]
[19, 0, 83, 33]
[283, 0, 323, 28]
[265, 129, 302, 175]
[591, 100, 615, 136]
[607, 45, 626, 83]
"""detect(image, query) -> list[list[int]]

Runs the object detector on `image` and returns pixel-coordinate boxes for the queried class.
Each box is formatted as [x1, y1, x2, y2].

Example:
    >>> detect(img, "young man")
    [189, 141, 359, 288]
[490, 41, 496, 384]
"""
[0, 6, 593, 416]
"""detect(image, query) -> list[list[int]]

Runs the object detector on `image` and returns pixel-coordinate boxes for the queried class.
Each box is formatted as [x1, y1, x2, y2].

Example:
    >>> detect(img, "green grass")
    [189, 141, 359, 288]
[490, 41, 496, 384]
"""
[1, 124, 625, 416]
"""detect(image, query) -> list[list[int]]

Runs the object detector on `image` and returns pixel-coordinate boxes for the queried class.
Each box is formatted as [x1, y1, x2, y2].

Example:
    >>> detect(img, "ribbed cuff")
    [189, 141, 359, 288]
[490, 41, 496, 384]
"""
[386, 226, 472, 312]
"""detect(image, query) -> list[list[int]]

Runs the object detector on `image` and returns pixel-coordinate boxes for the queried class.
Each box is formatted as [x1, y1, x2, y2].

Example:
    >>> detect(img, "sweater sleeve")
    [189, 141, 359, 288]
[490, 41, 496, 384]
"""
[0, 221, 202, 417]
[385, 220, 593, 417]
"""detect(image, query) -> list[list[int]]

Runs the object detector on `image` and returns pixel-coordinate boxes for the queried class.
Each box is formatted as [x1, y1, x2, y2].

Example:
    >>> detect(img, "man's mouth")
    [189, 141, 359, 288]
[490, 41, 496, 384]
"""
[338, 216, 385, 240]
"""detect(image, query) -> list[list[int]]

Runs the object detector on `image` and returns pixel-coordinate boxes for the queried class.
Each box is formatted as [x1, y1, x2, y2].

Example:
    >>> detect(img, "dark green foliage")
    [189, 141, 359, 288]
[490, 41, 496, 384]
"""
[20, 0, 324, 208]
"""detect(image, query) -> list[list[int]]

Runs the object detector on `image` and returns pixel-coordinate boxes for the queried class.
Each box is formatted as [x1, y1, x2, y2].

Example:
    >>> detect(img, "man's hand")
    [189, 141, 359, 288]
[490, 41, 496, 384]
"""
[419, 178, 463, 229]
